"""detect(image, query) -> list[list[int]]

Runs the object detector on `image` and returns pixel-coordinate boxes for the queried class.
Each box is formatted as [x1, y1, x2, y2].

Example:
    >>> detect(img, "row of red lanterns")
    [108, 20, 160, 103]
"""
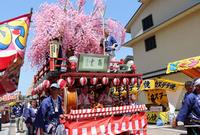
[31, 80, 50, 95]
[58, 77, 143, 89]
[32, 77, 142, 95]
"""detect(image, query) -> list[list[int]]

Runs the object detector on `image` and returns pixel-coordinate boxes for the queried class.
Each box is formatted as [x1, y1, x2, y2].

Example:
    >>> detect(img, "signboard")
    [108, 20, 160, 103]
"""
[146, 89, 168, 105]
[78, 54, 109, 72]
[140, 79, 184, 91]
[147, 112, 168, 123]
[166, 56, 200, 74]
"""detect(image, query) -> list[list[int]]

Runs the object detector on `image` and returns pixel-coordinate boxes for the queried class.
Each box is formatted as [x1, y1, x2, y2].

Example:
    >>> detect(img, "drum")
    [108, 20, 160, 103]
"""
[64, 88, 77, 114]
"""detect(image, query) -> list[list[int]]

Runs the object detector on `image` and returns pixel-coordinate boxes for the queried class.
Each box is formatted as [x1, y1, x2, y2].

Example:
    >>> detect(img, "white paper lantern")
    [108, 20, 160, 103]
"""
[90, 77, 98, 85]
[80, 77, 87, 86]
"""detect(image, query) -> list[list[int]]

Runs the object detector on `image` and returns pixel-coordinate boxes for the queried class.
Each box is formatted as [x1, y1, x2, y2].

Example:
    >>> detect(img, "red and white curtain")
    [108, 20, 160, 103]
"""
[65, 112, 147, 135]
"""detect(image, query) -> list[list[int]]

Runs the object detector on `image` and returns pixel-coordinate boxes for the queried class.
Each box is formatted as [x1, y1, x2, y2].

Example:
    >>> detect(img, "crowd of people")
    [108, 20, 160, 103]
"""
[11, 83, 64, 135]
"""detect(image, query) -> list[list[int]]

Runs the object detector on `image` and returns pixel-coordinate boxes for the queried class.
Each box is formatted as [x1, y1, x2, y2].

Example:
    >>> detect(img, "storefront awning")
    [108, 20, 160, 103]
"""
[166, 56, 200, 78]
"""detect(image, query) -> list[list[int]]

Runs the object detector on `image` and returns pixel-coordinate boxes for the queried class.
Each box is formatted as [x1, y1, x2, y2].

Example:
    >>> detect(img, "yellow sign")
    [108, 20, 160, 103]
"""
[140, 79, 184, 91]
[147, 111, 168, 123]
[140, 80, 155, 90]
[146, 89, 168, 105]
[166, 56, 200, 74]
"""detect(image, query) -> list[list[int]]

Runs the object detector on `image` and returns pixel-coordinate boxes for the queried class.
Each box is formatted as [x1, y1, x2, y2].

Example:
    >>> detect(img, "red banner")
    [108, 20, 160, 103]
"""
[64, 112, 147, 135]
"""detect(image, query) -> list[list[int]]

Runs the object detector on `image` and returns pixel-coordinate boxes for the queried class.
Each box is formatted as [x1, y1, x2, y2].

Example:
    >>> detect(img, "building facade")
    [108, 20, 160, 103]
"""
[125, 0, 200, 109]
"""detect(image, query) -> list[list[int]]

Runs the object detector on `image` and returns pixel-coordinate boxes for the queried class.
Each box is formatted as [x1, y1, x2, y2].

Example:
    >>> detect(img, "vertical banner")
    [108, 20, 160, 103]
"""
[0, 13, 31, 95]
[0, 13, 31, 71]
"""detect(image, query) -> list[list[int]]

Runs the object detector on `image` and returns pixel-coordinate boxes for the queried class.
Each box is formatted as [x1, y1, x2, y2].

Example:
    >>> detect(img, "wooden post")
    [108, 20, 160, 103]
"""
[63, 87, 68, 113]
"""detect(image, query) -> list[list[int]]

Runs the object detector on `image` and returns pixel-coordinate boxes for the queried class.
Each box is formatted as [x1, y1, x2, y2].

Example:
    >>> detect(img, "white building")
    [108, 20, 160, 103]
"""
[124, 0, 200, 109]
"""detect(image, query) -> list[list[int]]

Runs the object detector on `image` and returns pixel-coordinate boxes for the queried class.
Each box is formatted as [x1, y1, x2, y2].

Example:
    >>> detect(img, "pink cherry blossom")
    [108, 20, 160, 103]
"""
[28, 0, 125, 68]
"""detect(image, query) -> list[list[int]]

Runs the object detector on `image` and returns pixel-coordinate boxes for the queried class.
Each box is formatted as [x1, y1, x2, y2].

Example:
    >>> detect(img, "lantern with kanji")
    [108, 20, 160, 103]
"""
[43, 80, 50, 89]
[102, 77, 109, 85]
[66, 77, 75, 86]
[113, 78, 120, 86]
[90, 77, 98, 85]
[122, 78, 130, 85]
[57, 79, 67, 89]
[80, 77, 87, 86]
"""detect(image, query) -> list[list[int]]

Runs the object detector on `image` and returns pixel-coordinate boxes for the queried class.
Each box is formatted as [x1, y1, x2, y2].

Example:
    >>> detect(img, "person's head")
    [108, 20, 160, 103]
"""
[193, 78, 200, 94]
[81, 85, 89, 94]
[185, 81, 193, 93]
[30, 99, 37, 108]
[130, 94, 136, 103]
[104, 28, 109, 37]
[50, 83, 60, 99]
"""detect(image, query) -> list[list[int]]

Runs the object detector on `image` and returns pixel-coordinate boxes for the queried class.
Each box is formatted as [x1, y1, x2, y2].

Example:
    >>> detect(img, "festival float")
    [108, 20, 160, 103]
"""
[29, 0, 147, 134]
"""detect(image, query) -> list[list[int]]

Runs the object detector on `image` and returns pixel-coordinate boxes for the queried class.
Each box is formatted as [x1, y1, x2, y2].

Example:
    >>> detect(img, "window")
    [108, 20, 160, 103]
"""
[145, 36, 157, 51]
[142, 14, 154, 31]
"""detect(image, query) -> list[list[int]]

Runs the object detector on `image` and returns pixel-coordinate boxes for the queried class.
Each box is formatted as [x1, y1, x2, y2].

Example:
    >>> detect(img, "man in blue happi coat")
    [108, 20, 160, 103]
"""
[173, 78, 200, 135]
[12, 101, 24, 133]
[100, 28, 118, 57]
[35, 83, 63, 135]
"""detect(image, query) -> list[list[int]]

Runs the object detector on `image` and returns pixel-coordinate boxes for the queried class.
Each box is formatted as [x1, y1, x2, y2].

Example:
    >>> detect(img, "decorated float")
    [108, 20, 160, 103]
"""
[29, 0, 147, 134]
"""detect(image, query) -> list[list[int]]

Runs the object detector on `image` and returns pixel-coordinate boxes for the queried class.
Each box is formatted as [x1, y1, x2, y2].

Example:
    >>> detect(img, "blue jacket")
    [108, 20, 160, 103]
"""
[105, 35, 118, 52]
[23, 107, 38, 124]
[177, 93, 200, 124]
[12, 105, 23, 117]
[35, 96, 63, 133]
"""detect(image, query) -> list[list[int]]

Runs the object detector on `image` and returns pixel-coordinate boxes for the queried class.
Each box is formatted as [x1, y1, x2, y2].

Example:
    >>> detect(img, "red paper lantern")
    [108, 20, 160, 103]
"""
[102, 77, 109, 85]
[113, 78, 120, 86]
[131, 78, 137, 85]
[57, 79, 67, 89]
[66, 77, 75, 86]
[43, 80, 50, 89]
[90, 77, 98, 85]
[79, 77, 87, 86]
[122, 78, 130, 85]
[31, 88, 37, 95]
[38, 84, 43, 94]
[38, 83, 43, 90]
[138, 78, 143, 85]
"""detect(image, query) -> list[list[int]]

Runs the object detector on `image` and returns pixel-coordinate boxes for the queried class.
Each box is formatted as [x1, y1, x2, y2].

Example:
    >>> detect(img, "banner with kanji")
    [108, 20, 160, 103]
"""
[140, 78, 184, 91]
[64, 112, 147, 135]
[0, 13, 31, 95]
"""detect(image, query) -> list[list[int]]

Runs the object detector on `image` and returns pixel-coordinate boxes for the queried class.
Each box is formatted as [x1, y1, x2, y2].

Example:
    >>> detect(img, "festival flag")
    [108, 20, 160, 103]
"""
[0, 13, 31, 71]
[0, 13, 31, 95]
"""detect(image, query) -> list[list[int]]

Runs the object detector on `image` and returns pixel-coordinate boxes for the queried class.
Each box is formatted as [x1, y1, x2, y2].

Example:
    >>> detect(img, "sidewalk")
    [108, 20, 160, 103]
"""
[0, 123, 9, 135]
[0, 121, 27, 135]
[147, 124, 187, 135]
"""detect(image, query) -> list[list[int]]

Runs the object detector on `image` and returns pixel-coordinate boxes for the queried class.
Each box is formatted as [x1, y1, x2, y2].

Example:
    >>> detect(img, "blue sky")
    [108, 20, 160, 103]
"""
[0, 0, 140, 95]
